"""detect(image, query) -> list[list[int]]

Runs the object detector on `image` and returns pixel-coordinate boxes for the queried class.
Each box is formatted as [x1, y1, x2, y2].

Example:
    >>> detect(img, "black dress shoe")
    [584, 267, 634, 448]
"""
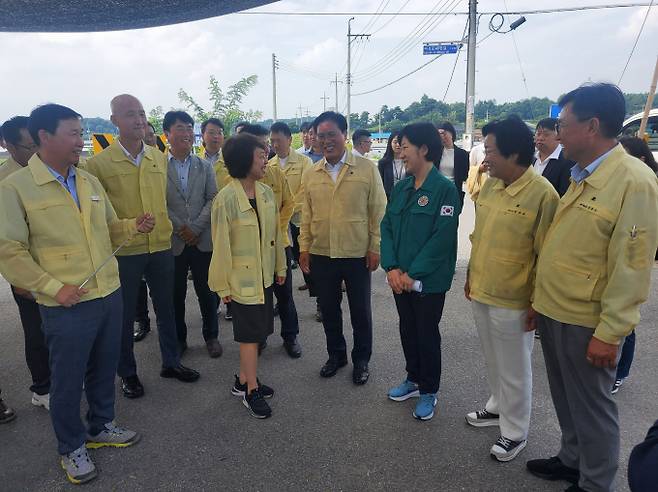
[564, 485, 586, 492]
[133, 321, 150, 342]
[526, 456, 580, 484]
[160, 364, 200, 382]
[320, 358, 347, 378]
[352, 363, 370, 385]
[121, 375, 145, 399]
[283, 338, 302, 358]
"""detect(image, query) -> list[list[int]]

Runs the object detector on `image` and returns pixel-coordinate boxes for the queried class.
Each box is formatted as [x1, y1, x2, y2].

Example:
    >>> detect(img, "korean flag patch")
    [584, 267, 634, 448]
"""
[440, 205, 454, 217]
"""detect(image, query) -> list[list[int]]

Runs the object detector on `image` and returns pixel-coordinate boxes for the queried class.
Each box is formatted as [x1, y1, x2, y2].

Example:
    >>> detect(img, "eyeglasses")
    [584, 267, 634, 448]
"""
[15, 143, 37, 151]
[316, 131, 341, 141]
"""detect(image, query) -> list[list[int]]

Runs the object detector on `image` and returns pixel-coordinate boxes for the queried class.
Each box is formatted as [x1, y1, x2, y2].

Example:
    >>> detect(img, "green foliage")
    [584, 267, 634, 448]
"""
[148, 106, 164, 134]
[82, 117, 116, 135]
[178, 75, 263, 134]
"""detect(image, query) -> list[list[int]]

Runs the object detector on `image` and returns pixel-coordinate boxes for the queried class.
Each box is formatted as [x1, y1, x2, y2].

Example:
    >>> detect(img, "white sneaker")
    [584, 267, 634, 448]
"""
[490, 436, 527, 462]
[31, 393, 50, 411]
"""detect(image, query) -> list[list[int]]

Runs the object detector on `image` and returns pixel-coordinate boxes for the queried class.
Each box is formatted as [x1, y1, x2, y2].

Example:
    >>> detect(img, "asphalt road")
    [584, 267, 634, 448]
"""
[1, 199, 656, 491]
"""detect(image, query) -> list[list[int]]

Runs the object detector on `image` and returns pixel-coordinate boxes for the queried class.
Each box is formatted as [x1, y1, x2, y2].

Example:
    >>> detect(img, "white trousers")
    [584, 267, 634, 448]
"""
[471, 300, 534, 441]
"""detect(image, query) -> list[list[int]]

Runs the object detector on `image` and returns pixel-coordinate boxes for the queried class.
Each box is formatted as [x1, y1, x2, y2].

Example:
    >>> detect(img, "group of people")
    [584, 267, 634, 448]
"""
[0, 81, 656, 491]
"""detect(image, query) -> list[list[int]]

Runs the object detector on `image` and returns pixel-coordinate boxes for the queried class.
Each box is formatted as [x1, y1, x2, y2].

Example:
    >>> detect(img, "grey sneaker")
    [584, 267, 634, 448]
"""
[31, 392, 50, 410]
[86, 421, 141, 449]
[61, 445, 97, 484]
[466, 409, 500, 427]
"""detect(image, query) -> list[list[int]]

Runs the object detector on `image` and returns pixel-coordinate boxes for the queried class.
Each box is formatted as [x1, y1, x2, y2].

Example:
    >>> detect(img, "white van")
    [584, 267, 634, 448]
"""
[620, 108, 658, 160]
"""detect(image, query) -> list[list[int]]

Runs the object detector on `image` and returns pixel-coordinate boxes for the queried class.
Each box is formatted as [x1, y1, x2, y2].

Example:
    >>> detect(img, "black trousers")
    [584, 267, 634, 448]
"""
[11, 288, 51, 395]
[173, 246, 218, 342]
[135, 278, 150, 325]
[272, 247, 299, 341]
[393, 291, 446, 394]
[291, 224, 317, 297]
[311, 255, 372, 364]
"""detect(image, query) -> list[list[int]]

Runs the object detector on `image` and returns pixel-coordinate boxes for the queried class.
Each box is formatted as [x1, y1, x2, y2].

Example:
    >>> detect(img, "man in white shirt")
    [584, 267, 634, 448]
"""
[296, 122, 313, 154]
[352, 129, 372, 158]
[533, 118, 573, 196]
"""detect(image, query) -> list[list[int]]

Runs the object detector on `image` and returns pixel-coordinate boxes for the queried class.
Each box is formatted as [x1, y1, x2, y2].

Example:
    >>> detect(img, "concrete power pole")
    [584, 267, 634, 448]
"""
[272, 53, 278, 120]
[321, 93, 330, 112]
[464, 0, 477, 150]
[330, 73, 343, 111]
[347, 17, 370, 139]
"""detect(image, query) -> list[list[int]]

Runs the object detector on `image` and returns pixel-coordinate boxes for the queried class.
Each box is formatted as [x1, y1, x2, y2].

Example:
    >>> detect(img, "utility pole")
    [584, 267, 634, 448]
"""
[378, 112, 382, 135]
[272, 53, 278, 120]
[639, 56, 658, 137]
[330, 72, 343, 112]
[321, 93, 330, 112]
[464, 0, 477, 150]
[297, 104, 304, 123]
[347, 17, 370, 139]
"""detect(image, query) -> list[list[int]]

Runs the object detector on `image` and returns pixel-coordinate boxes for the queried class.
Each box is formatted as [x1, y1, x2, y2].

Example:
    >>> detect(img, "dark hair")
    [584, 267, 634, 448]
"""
[558, 83, 625, 139]
[147, 121, 156, 132]
[352, 129, 371, 145]
[312, 111, 347, 133]
[536, 118, 558, 132]
[234, 121, 249, 133]
[163, 111, 194, 132]
[381, 131, 400, 161]
[398, 122, 443, 164]
[270, 121, 292, 138]
[201, 118, 224, 134]
[240, 123, 269, 137]
[1, 116, 30, 145]
[300, 122, 312, 133]
[437, 121, 457, 142]
[619, 136, 658, 172]
[223, 133, 267, 179]
[482, 115, 535, 167]
[28, 104, 81, 146]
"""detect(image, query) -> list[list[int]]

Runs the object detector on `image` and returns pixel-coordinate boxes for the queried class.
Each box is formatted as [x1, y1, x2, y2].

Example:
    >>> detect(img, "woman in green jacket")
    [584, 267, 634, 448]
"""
[380, 122, 460, 421]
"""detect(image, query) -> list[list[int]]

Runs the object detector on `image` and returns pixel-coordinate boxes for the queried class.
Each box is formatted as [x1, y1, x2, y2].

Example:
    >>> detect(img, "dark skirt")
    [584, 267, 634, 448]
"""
[231, 286, 274, 343]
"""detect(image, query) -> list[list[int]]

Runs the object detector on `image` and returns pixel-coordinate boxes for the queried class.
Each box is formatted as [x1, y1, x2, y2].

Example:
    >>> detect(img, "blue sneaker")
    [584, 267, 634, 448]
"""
[413, 393, 437, 420]
[388, 380, 420, 401]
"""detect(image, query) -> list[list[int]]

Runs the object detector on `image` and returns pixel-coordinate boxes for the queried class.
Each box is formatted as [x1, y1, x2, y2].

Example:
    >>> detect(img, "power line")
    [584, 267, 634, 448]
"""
[236, 3, 655, 16]
[443, 21, 469, 102]
[618, 0, 655, 84]
[352, 0, 462, 83]
[503, 0, 533, 118]
[370, 0, 414, 36]
[359, 0, 391, 33]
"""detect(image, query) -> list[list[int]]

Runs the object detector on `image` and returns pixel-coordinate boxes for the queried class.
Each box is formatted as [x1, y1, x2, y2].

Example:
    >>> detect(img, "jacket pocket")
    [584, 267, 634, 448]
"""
[626, 228, 649, 270]
[552, 260, 601, 302]
[340, 218, 368, 256]
[230, 257, 258, 297]
[482, 256, 531, 300]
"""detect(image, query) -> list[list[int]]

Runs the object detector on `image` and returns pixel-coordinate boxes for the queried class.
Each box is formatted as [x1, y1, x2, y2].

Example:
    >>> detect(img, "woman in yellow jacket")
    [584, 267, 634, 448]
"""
[209, 133, 286, 419]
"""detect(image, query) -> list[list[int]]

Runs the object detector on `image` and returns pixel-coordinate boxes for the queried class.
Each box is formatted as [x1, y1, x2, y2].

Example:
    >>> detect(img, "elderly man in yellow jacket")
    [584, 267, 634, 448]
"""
[87, 94, 200, 400]
[240, 124, 301, 357]
[299, 111, 387, 385]
[526, 83, 658, 492]
[0, 104, 154, 484]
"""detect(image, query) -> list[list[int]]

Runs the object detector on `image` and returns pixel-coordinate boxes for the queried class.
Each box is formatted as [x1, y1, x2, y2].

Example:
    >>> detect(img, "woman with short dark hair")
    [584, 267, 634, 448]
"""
[381, 122, 460, 421]
[209, 133, 286, 419]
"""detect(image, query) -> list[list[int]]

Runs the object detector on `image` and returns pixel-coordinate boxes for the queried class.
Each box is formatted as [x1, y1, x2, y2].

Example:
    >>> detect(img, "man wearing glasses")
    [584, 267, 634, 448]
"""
[0, 116, 51, 412]
[299, 112, 387, 385]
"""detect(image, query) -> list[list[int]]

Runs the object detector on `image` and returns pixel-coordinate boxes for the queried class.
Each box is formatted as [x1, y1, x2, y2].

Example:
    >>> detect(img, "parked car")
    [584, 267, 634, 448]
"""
[621, 108, 658, 160]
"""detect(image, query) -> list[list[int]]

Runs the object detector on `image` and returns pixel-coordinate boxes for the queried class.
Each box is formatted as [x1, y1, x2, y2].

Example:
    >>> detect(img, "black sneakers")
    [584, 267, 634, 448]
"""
[490, 436, 527, 462]
[526, 456, 580, 484]
[231, 375, 274, 399]
[243, 389, 272, 419]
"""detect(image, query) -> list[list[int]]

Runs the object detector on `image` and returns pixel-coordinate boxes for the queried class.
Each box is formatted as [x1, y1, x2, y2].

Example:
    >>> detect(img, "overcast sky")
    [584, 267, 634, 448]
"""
[0, 0, 656, 123]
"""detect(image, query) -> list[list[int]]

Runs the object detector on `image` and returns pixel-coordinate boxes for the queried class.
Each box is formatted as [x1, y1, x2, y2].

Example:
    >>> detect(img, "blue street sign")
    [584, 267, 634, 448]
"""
[423, 43, 460, 55]
[549, 104, 561, 118]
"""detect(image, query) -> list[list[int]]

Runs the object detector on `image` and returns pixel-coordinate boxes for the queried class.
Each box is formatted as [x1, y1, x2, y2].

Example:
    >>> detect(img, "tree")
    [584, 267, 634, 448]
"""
[148, 106, 164, 134]
[178, 75, 262, 134]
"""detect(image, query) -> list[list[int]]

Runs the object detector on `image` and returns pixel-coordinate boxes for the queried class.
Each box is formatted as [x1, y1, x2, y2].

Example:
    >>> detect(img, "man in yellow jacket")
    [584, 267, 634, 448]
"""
[241, 124, 301, 357]
[87, 94, 200, 400]
[299, 112, 387, 384]
[527, 83, 658, 492]
[0, 104, 153, 484]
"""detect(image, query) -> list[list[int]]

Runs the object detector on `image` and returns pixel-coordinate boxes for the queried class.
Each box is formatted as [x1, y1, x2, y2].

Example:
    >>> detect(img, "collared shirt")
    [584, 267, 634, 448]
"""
[570, 146, 616, 184]
[278, 155, 288, 169]
[533, 144, 562, 176]
[46, 164, 80, 208]
[117, 139, 145, 167]
[325, 151, 347, 183]
[440, 148, 455, 182]
[393, 159, 405, 185]
[169, 153, 192, 195]
[305, 149, 324, 163]
[352, 149, 364, 158]
[204, 149, 222, 166]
